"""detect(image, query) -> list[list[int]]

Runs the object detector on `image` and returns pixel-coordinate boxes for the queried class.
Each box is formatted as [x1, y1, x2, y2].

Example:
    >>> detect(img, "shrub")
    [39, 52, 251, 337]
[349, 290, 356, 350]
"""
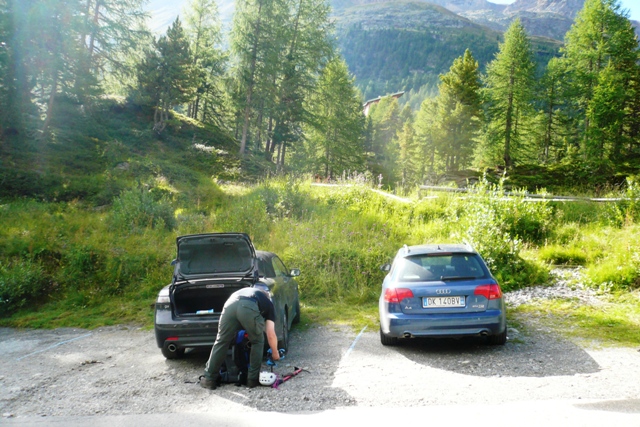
[109, 188, 176, 234]
[454, 178, 552, 290]
[213, 190, 270, 243]
[0, 259, 51, 315]
[585, 243, 640, 292]
[254, 178, 310, 220]
[602, 177, 640, 227]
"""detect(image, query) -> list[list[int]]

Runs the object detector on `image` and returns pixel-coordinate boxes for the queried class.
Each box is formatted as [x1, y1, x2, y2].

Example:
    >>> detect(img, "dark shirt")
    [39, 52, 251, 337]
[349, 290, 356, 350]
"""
[233, 287, 276, 322]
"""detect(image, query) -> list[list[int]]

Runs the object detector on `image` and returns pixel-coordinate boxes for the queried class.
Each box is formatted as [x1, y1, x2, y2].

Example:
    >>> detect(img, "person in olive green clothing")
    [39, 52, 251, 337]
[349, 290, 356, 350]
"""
[199, 284, 280, 389]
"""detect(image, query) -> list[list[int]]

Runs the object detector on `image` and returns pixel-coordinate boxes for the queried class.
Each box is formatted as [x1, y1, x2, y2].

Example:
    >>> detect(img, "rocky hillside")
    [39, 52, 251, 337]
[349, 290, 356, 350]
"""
[148, 0, 637, 41]
[504, 0, 585, 18]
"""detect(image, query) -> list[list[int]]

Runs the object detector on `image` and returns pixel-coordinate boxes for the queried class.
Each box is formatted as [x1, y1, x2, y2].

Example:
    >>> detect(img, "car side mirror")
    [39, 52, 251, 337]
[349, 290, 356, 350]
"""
[171, 259, 177, 266]
[290, 268, 301, 277]
[380, 264, 391, 272]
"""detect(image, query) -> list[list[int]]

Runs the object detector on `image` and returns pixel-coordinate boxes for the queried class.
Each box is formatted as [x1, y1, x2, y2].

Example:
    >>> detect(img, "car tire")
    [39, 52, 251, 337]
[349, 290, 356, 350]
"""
[488, 328, 507, 345]
[292, 299, 301, 324]
[161, 344, 186, 359]
[380, 327, 398, 346]
[277, 312, 289, 352]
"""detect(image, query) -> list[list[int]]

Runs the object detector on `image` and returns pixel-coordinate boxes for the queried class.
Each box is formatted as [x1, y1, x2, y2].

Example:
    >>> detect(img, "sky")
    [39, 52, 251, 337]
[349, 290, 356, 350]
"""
[488, 0, 639, 21]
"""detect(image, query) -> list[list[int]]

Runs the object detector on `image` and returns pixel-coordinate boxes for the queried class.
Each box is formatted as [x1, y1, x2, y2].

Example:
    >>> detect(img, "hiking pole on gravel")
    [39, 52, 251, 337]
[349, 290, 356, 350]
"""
[262, 349, 308, 388]
[272, 367, 308, 389]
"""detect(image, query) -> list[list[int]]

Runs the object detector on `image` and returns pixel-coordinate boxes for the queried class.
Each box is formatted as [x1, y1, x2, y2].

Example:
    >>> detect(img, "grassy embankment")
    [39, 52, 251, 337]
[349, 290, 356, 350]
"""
[0, 98, 638, 347]
[1, 178, 639, 347]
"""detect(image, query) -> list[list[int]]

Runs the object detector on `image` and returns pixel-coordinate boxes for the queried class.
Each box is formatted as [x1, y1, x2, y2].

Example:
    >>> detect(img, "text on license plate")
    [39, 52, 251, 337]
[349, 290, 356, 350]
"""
[423, 296, 465, 308]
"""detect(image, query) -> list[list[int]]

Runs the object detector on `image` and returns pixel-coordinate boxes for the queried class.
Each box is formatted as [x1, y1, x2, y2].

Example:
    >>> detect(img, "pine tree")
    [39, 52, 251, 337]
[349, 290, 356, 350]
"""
[367, 96, 402, 183]
[414, 97, 440, 180]
[478, 19, 535, 169]
[183, 0, 226, 124]
[268, 0, 333, 172]
[0, 0, 15, 134]
[21, 0, 84, 136]
[436, 49, 482, 172]
[137, 18, 197, 134]
[395, 118, 418, 188]
[75, 0, 148, 103]
[230, 0, 281, 155]
[561, 0, 640, 165]
[298, 57, 365, 178]
[536, 57, 574, 164]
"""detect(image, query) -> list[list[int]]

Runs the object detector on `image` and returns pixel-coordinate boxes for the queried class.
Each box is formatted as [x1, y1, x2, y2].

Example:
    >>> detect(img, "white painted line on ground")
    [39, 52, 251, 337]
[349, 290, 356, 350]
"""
[344, 326, 367, 359]
[16, 333, 93, 361]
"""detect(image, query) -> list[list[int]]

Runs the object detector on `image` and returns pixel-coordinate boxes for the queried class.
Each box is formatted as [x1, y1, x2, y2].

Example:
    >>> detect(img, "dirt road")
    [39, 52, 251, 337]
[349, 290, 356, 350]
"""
[2, 320, 640, 419]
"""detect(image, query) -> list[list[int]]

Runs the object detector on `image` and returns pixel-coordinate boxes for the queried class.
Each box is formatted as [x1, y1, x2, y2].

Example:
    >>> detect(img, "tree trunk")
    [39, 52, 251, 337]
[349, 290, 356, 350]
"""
[278, 142, 286, 173]
[41, 73, 58, 137]
[265, 117, 274, 161]
[275, 142, 282, 172]
[503, 72, 515, 168]
[239, 0, 265, 155]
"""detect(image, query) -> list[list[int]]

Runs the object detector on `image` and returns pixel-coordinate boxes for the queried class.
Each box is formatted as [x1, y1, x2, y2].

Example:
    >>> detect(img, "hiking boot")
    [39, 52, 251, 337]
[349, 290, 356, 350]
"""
[199, 375, 217, 390]
[246, 378, 259, 388]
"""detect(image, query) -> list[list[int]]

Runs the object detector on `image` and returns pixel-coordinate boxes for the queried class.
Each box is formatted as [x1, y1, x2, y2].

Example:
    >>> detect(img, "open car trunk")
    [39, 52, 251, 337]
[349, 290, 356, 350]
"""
[172, 281, 252, 317]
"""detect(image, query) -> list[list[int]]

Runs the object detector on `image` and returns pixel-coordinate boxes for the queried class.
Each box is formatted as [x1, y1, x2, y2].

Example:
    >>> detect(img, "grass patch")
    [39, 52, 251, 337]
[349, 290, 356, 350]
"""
[538, 245, 588, 266]
[510, 292, 640, 347]
[300, 301, 379, 332]
[0, 295, 156, 329]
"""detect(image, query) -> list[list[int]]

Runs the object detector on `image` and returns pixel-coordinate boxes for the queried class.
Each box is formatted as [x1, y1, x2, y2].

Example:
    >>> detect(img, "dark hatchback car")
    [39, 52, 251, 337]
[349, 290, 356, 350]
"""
[154, 233, 301, 359]
[379, 244, 506, 346]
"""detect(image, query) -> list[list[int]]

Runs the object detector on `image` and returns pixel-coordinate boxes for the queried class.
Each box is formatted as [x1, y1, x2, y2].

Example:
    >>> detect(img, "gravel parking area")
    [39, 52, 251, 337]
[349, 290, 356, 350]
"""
[2, 269, 640, 419]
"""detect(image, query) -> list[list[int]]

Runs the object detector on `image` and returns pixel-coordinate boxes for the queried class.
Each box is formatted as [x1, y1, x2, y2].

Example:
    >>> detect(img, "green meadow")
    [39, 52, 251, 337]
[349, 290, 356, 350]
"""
[1, 177, 639, 346]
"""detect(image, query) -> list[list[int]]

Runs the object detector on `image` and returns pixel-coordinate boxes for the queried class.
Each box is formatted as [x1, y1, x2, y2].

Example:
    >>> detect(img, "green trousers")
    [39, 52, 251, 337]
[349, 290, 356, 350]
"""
[204, 297, 265, 382]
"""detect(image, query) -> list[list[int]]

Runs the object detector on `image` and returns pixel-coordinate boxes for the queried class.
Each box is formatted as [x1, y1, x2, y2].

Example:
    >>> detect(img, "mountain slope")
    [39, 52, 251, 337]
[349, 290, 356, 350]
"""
[504, 0, 585, 18]
[335, 1, 562, 103]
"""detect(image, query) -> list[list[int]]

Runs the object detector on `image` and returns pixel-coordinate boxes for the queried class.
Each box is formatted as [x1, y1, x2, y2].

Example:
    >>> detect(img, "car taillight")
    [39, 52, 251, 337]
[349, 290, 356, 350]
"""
[474, 284, 502, 300]
[156, 288, 170, 304]
[384, 288, 414, 303]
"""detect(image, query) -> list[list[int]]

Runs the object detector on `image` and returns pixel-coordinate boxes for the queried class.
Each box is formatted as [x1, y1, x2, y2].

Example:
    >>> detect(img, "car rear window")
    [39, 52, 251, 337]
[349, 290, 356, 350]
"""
[179, 238, 253, 275]
[394, 254, 486, 282]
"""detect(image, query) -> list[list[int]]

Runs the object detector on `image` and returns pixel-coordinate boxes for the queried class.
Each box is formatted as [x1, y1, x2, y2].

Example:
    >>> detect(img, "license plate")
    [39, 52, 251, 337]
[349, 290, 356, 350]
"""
[423, 296, 465, 308]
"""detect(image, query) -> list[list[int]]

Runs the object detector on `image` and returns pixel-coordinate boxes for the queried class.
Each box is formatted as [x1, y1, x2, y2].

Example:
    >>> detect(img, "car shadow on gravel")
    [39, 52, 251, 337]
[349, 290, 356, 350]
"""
[392, 327, 601, 378]
[157, 327, 357, 413]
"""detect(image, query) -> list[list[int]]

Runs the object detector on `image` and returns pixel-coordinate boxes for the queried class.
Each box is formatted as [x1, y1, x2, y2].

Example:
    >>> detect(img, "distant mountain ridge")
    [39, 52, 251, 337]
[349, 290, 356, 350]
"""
[334, 0, 562, 103]
[505, 0, 586, 18]
[330, 0, 587, 40]
[147, 0, 637, 41]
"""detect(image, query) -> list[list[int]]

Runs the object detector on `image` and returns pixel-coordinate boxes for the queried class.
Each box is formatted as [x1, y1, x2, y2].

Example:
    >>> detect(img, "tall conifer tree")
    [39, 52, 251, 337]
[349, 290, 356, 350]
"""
[437, 49, 481, 172]
[137, 18, 197, 134]
[183, 0, 226, 124]
[298, 57, 365, 178]
[561, 0, 640, 165]
[478, 19, 535, 169]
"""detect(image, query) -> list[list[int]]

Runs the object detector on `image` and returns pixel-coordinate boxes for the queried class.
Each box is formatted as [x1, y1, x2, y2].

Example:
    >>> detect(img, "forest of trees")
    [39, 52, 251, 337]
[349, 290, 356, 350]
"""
[0, 0, 364, 179]
[0, 0, 639, 187]
[369, 0, 640, 188]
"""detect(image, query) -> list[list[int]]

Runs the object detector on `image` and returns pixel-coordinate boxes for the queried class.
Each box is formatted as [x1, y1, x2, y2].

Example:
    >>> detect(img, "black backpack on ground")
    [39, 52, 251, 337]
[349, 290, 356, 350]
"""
[218, 330, 250, 386]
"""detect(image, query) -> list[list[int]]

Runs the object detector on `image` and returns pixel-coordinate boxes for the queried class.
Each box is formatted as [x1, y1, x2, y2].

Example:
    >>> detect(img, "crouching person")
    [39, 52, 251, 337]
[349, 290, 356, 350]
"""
[199, 284, 280, 389]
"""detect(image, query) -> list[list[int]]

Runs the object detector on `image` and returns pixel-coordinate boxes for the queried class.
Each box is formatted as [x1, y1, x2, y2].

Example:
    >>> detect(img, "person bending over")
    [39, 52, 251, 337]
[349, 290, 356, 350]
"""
[199, 284, 280, 389]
